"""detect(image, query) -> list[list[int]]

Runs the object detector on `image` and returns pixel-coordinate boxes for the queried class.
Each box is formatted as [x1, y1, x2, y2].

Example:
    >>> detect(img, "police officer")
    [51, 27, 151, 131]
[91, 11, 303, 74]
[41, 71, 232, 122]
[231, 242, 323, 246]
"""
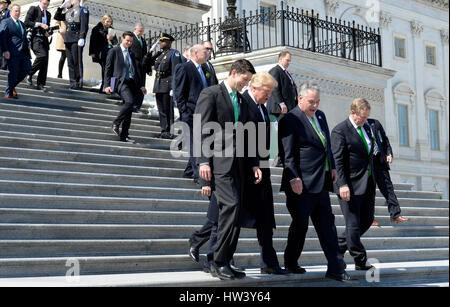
[0, 0, 11, 70]
[146, 33, 182, 139]
[54, 0, 89, 90]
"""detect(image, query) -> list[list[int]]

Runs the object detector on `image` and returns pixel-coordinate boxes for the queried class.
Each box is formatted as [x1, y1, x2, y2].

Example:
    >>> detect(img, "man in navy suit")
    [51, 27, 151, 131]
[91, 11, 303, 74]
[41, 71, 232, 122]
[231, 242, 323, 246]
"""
[278, 82, 351, 282]
[105, 31, 147, 142]
[0, 4, 32, 99]
[331, 98, 376, 272]
[173, 44, 209, 182]
[0, 0, 11, 70]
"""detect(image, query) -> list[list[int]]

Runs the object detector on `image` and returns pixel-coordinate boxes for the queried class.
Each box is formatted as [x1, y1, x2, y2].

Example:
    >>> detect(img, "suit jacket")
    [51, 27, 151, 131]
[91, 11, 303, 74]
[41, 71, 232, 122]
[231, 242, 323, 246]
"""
[240, 91, 276, 229]
[202, 61, 218, 86]
[173, 61, 208, 115]
[24, 5, 51, 40]
[367, 118, 393, 170]
[144, 48, 182, 93]
[279, 107, 336, 194]
[104, 46, 142, 93]
[195, 82, 258, 175]
[331, 118, 376, 196]
[268, 65, 298, 116]
[0, 17, 31, 58]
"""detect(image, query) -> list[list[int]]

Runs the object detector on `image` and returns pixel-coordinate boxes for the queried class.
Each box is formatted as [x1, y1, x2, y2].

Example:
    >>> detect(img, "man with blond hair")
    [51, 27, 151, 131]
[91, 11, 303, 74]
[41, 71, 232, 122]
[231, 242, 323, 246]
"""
[331, 98, 376, 272]
[240, 72, 289, 275]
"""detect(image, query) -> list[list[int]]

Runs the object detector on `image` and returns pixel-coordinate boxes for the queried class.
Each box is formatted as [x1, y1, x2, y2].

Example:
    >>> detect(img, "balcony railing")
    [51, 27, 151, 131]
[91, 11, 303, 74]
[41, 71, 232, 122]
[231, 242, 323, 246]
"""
[148, 1, 382, 67]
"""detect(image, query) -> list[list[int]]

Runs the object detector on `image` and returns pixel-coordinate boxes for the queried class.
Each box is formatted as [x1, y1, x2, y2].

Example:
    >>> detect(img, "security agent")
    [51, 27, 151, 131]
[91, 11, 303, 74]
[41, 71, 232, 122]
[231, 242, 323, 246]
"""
[0, 0, 11, 70]
[54, 0, 89, 90]
[25, 0, 53, 90]
[145, 33, 182, 139]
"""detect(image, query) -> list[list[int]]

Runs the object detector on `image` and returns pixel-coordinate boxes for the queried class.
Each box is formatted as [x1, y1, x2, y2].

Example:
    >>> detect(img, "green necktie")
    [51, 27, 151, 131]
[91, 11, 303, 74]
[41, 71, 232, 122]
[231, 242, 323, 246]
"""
[124, 50, 134, 78]
[358, 126, 371, 176]
[137, 37, 143, 47]
[312, 117, 329, 171]
[230, 92, 239, 124]
[16, 20, 22, 35]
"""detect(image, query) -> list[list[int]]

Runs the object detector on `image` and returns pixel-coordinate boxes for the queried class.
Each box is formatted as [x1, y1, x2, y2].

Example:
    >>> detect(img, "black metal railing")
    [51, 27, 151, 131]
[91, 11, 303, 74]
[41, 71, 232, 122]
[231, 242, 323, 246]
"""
[148, 1, 382, 67]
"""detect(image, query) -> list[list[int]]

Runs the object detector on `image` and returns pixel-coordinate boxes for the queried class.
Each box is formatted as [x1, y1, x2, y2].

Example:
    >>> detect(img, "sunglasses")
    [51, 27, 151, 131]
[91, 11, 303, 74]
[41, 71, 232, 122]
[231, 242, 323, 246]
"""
[206, 47, 214, 51]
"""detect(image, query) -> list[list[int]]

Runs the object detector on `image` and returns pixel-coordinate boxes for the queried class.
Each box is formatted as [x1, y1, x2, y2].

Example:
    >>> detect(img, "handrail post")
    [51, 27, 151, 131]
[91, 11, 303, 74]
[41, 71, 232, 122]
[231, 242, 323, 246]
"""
[281, 1, 286, 46]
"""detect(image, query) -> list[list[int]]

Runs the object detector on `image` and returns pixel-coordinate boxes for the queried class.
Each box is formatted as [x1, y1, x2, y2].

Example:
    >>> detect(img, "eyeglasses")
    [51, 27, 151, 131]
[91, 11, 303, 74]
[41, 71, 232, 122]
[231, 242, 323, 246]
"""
[205, 48, 214, 51]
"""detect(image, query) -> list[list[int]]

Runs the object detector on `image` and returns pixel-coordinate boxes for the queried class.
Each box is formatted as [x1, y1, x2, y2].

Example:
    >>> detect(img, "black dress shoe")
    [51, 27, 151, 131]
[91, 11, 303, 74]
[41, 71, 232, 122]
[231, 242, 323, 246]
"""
[203, 261, 211, 273]
[210, 263, 235, 280]
[261, 266, 291, 275]
[189, 246, 200, 263]
[355, 264, 374, 271]
[230, 259, 245, 272]
[285, 265, 306, 274]
[120, 137, 135, 143]
[325, 271, 358, 283]
[36, 85, 45, 91]
[112, 125, 120, 136]
[229, 265, 246, 279]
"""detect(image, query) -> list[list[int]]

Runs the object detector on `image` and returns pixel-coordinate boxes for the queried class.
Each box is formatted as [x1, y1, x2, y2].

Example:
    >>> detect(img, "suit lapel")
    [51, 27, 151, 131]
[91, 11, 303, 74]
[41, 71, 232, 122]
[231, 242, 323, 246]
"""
[296, 108, 323, 149]
[220, 82, 235, 122]
[346, 119, 371, 154]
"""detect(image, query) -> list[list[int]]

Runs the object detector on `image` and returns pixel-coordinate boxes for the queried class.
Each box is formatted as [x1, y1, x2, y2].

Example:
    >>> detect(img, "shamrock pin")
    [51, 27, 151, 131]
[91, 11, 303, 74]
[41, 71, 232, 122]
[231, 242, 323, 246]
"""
[205, 72, 211, 79]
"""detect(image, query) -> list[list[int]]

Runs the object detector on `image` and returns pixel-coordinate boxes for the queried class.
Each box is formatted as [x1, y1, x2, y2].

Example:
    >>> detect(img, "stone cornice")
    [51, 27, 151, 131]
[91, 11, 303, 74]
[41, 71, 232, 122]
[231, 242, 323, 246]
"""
[161, 0, 210, 12]
[412, 0, 449, 11]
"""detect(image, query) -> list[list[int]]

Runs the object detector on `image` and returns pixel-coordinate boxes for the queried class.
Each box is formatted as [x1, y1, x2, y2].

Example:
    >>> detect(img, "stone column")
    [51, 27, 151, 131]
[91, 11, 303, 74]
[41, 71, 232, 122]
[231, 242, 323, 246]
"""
[410, 20, 428, 161]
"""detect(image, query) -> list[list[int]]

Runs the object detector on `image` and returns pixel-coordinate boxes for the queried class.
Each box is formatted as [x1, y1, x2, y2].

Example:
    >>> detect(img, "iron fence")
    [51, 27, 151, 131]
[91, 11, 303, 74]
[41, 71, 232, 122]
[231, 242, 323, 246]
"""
[148, 1, 382, 67]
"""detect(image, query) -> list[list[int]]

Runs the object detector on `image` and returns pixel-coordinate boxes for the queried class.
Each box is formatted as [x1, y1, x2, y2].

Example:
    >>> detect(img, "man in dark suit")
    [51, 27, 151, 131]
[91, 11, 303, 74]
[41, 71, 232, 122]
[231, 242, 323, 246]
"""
[25, 0, 52, 90]
[195, 59, 262, 280]
[173, 44, 209, 182]
[268, 51, 298, 167]
[201, 41, 218, 86]
[278, 82, 351, 282]
[240, 72, 289, 275]
[0, 4, 32, 99]
[368, 118, 409, 226]
[54, 0, 89, 90]
[0, 0, 11, 70]
[129, 22, 147, 113]
[105, 31, 147, 142]
[331, 98, 377, 271]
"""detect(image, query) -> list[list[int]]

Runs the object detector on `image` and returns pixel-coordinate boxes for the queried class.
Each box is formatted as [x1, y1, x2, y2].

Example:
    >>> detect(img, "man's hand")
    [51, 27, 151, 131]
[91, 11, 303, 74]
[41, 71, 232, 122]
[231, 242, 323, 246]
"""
[61, 0, 72, 9]
[38, 23, 49, 30]
[339, 186, 351, 202]
[290, 178, 303, 195]
[201, 186, 211, 197]
[90, 54, 96, 58]
[141, 87, 147, 95]
[150, 41, 159, 53]
[3, 51, 10, 60]
[199, 164, 212, 182]
[331, 169, 338, 184]
[281, 104, 288, 114]
[387, 155, 393, 164]
[253, 167, 263, 185]
[105, 87, 112, 95]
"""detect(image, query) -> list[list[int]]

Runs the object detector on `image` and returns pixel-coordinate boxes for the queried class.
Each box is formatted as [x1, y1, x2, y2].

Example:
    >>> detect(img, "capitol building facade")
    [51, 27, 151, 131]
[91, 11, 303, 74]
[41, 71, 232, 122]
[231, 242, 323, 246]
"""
[16, 0, 449, 199]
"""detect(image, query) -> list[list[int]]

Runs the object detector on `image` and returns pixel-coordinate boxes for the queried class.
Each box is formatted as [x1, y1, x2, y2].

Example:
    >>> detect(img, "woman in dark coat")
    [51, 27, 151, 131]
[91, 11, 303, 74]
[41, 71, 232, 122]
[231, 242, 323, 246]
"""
[89, 14, 117, 93]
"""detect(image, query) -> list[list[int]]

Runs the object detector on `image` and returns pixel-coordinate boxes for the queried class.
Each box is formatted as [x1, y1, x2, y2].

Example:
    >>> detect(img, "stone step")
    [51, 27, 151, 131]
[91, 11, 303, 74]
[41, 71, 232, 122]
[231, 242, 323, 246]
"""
[0, 248, 447, 277]
[0, 137, 184, 161]
[0, 123, 173, 148]
[0, 208, 446, 227]
[0, 71, 98, 87]
[0, 116, 164, 139]
[0, 260, 447, 287]
[0, 147, 185, 169]
[0, 168, 438, 204]
[0, 223, 447, 240]
[0, 110, 165, 134]
[0, 98, 161, 126]
[0, 237, 447, 258]
[0, 193, 447, 217]
[0, 179, 440, 203]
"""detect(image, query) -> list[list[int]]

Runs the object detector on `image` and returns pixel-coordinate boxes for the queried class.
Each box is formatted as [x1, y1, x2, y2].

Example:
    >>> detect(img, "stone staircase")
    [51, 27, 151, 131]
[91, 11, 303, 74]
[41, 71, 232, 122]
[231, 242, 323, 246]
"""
[0, 70, 448, 286]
